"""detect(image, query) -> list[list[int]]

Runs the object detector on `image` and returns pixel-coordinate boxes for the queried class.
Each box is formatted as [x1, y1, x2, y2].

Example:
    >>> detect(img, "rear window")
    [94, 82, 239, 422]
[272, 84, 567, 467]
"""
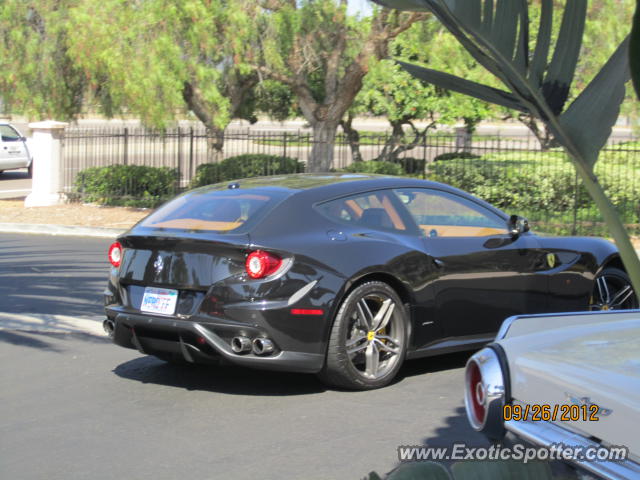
[139, 188, 287, 233]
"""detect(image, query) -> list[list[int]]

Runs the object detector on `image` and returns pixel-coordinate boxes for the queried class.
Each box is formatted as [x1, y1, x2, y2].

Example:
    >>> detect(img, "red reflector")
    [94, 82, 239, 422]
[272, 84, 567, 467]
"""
[197, 336, 206, 345]
[290, 309, 324, 316]
[108, 241, 122, 268]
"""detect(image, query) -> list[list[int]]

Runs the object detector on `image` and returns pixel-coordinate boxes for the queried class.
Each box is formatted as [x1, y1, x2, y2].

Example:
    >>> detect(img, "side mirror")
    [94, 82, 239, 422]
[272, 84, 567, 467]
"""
[508, 215, 529, 237]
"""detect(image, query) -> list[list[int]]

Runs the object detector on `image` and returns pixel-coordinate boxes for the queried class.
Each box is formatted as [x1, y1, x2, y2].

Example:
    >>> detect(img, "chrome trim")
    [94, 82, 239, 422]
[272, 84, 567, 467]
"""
[464, 347, 506, 439]
[496, 309, 640, 340]
[287, 280, 318, 306]
[496, 315, 519, 340]
[252, 338, 274, 355]
[506, 419, 640, 480]
[103, 319, 115, 337]
[231, 336, 252, 354]
[565, 393, 613, 417]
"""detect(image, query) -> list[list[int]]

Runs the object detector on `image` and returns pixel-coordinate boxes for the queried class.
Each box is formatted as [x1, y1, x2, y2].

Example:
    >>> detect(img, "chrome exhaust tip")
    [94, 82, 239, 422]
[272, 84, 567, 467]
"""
[252, 338, 274, 355]
[231, 336, 252, 354]
[103, 319, 115, 337]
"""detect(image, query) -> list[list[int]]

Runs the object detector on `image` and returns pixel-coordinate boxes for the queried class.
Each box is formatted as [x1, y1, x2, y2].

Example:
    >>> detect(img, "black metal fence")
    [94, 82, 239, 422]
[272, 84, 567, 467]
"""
[61, 126, 640, 237]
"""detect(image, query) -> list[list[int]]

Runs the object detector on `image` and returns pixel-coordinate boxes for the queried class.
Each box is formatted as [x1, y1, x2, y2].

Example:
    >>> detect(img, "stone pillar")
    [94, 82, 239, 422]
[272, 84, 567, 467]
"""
[25, 121, 68, 207]
[455, 126, 472, 153]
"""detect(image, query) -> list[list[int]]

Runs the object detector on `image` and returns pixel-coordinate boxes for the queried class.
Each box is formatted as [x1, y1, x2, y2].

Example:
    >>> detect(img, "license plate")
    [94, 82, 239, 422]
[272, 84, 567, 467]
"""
[140, 287, 178, 315]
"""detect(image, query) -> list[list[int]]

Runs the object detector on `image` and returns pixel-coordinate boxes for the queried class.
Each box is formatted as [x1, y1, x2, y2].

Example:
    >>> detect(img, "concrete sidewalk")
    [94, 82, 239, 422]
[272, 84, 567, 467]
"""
[0, 222, 124, 238]
[0, 312, 105, 336]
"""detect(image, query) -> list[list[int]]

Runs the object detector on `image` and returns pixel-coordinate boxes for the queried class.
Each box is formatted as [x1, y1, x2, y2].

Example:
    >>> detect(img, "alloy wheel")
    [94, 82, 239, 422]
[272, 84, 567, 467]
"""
[345, 294, 404, 380]
[590, 269, 637, 311]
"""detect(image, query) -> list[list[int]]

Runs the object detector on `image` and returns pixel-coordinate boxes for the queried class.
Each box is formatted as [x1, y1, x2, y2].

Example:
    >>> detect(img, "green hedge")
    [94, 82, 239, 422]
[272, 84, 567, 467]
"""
[433, 151, 480, 162]
[191, 154, 304, 188]
[75, 164, 179, 208]
[341, 160, 405, 176]
[428, 156, 639, 222]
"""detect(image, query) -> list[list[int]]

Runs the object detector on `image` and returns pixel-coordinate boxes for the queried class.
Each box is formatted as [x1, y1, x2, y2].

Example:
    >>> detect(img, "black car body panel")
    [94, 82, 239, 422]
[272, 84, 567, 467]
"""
[104, 174, 627, 375]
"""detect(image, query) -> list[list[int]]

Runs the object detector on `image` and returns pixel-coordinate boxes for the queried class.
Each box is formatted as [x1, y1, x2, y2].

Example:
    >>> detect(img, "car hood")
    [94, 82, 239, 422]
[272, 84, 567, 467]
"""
[500, 317, 640, 457]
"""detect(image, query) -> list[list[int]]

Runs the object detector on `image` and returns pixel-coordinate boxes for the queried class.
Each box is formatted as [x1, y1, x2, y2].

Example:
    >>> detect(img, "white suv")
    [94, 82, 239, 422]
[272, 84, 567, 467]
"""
[0, 122, 32, 177]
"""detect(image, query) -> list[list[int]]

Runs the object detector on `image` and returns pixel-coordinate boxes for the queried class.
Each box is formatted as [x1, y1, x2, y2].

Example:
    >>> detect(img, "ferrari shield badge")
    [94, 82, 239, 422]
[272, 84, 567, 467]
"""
[546, 253, 556, 269]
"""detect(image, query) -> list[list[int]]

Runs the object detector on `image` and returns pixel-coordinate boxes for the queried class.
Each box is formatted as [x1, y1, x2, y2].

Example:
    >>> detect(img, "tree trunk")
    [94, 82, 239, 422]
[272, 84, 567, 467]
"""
[518, 113, 559, 151]
[376, 121, 405, 162]
[206, 127, 225, 162]
[308, 120, 339, 172]
[340, 115, 363, 164]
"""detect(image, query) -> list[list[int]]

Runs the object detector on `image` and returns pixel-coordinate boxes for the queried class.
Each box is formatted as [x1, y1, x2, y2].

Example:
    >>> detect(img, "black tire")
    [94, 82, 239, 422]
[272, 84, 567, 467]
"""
[319, 281, 408, 390]
[590, 267, 638, 310]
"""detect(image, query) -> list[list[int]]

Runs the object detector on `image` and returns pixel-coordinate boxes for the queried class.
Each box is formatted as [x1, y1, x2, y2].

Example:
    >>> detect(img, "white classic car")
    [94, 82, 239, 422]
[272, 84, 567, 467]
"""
[465, 309, 640, 479]
[0, 122, 32, 177]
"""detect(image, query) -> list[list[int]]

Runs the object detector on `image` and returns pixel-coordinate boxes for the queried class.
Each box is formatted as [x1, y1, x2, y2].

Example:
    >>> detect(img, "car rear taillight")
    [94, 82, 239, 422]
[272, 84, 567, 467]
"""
[467, 360, 487, 426]
[245, 250, 281, 279]
[108, 242, 123, 268]
[464, 347, 507, 440]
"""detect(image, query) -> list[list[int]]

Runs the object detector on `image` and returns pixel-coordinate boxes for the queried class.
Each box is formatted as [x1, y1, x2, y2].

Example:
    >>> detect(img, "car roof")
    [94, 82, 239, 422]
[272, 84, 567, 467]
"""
[199, 173, 445, 195]
[194, 173, 509, 219]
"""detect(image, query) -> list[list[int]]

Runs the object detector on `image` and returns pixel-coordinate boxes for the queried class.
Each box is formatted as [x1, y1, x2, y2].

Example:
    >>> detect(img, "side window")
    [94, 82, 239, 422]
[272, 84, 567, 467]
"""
[316, 190, 408, 232]
[393, 188, 508, 238]
[0, 125, 21, 142]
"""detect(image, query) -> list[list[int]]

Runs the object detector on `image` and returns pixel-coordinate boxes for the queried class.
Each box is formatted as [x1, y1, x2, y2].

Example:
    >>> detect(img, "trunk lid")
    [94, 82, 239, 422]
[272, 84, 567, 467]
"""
[118, 233, 250, 289]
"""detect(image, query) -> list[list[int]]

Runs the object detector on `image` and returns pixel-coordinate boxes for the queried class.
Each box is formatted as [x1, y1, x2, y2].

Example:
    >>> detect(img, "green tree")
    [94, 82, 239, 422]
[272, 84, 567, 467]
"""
[254, 0, 426, 171]
[0, 1, 86, 119]
[66, 0, 259, 156]
[374, 0, 640, 301]
[341, 18, 493, 163]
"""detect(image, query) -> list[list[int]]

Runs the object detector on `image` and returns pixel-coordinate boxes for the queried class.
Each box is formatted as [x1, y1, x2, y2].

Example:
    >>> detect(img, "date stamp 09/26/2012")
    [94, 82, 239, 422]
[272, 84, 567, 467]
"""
[503, 403, 608, 422]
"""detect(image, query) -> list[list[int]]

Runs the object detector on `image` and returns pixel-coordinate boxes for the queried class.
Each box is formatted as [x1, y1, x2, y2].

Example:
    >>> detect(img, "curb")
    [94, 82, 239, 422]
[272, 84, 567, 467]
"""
[0, 223, 125, 238]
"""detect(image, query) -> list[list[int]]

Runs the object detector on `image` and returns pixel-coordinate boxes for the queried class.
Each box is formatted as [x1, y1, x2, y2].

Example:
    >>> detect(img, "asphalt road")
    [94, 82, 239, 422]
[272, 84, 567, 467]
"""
[0, 169, 31, 199]
[0, 233, 112, 318]
[0, 233, 490, 480]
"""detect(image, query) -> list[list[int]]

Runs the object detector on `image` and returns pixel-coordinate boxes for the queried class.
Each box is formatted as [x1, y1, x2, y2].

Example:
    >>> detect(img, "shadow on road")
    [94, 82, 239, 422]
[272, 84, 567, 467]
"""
[396, 351, 472, 383]
[113, 346, 473, 397]
[114, 355, 328, 396]
[114, 349, 472, 397]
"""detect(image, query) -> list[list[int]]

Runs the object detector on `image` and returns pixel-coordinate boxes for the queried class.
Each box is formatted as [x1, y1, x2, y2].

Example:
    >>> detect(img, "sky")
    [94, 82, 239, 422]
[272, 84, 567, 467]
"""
[347, 0, 374, 16]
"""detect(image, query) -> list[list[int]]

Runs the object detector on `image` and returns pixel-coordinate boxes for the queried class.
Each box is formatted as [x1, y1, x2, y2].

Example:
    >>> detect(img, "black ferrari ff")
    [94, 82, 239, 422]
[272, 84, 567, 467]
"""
[103, 174, 637, 389]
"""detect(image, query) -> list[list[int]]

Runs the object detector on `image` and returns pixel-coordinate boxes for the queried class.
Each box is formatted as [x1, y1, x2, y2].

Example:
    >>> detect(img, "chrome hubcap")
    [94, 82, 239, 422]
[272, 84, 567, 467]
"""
[346, 294, 403, 380]
[590, 275, 636, 311]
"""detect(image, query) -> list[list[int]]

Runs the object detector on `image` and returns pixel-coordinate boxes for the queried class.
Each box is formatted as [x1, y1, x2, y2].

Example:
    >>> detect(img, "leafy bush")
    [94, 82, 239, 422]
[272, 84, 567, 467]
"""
[75, 164, 179, 208]
[396, 157, 426, 175]
[341, 160, 404, 176]
[429, 158, 638, 218]
[433, 151, 481, 162]
[191, 154, 304, 187]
